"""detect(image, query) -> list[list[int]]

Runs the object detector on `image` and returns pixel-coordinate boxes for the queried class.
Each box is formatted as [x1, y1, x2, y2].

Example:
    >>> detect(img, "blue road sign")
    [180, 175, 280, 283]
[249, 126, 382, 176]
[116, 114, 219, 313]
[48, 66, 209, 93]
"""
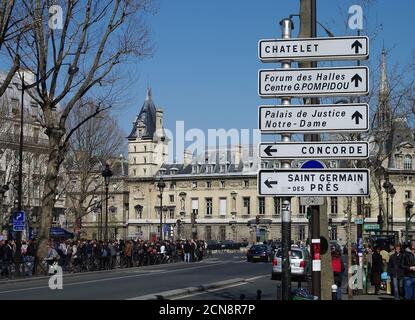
[13, 211, 25, 232]
[301, 160, 326, 169]
[163, 224, 170, 233]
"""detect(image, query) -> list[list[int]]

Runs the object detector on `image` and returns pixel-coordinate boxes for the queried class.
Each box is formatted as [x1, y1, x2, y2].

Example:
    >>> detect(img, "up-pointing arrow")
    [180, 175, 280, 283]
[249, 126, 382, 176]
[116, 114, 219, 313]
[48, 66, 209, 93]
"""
[264, 178, 278, 188]
[351, 111, 363, 124]
[264, 145, 277, 157]
[351, 74, 362, 87]
[351, 40, 363, 54]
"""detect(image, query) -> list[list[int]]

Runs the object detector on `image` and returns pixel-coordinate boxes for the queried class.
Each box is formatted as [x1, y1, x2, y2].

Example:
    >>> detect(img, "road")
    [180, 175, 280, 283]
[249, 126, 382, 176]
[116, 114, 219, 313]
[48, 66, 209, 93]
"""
[0, 252, 305, 300]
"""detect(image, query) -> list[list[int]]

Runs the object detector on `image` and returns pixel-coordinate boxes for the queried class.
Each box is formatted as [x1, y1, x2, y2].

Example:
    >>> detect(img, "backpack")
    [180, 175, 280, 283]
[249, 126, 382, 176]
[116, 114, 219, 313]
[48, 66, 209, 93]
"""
[332, 256, 342, 273]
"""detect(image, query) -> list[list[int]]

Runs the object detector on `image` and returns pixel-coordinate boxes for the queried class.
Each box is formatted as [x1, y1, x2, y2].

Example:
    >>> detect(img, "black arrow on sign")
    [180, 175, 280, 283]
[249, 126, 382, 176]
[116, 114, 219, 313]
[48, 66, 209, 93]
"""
[351, 40, 363, 53]
[264, 178, 278, 188]
[352, 111, 363, 124]
[264, 145, 277, 156]
[351, 74, 362, 87]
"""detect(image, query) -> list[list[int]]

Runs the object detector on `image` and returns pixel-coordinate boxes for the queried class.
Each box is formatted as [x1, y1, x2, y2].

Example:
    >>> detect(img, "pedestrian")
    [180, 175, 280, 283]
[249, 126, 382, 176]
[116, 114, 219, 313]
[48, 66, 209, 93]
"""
[25, 240, 36, 276]
[125, 240, 133, 267]
[371, 246, 383, 295]
[388, 244, 404, 300]
[401, 240, 415, 300]
[0, 240, 13, 278]
[331, 247, 345, 300]
[184, 240, 191, 262]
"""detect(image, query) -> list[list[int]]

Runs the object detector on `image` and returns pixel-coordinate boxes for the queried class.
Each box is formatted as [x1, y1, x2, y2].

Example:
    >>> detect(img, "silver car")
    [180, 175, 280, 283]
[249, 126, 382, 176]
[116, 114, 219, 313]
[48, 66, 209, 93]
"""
[271, 246, 311, 281]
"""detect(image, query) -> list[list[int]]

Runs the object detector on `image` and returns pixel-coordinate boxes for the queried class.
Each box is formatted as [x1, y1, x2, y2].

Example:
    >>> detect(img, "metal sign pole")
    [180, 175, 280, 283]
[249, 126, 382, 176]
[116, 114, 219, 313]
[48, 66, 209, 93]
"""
[279, 18, 293, 301]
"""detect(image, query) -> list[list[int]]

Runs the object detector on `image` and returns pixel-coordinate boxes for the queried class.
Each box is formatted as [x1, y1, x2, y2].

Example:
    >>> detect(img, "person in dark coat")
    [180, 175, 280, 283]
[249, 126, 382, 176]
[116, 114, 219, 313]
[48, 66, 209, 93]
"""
[401, 240, 415, 300]
[388, 244, 404, 300]
[371, 246, 383, 295]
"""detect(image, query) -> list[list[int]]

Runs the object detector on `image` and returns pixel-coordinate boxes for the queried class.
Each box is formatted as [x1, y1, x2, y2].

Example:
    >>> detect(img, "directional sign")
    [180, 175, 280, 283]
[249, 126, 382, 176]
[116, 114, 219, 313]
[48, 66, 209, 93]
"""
[258, 169, 370, 196]
[364, 224, 380, 231]
[259, 36, 369, 62]
[354, 218, 364, 225]
[258, 66, 369, 98]
[259, 103, 368, 133]
[259, 141, 369, 159]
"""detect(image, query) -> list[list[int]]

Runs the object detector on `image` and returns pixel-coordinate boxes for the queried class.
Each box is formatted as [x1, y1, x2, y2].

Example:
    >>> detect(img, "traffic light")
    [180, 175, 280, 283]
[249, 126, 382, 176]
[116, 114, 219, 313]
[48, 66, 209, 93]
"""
[256, 215, 260, 225]
[328, 218, 333, 226]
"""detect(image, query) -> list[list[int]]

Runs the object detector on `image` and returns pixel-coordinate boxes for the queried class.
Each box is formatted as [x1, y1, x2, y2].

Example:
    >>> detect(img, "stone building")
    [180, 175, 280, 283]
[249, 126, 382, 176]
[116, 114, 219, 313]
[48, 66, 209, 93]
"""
[0, 70, 66, 239]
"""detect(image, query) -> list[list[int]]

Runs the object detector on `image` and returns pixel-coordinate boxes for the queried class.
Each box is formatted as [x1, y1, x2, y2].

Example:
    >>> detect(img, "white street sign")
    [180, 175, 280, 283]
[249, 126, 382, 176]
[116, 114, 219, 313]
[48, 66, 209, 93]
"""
[258, 66, 369, 98]
[259, 141, 369, 159]
[259, 103, 368, 133]
[258, 169, 370, 196]
[259, 36, 369, 62]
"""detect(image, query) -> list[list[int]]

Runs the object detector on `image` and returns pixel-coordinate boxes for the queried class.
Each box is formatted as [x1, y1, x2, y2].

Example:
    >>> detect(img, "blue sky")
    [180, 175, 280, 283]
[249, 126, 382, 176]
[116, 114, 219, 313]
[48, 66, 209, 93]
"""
[116, 0, 415, 140]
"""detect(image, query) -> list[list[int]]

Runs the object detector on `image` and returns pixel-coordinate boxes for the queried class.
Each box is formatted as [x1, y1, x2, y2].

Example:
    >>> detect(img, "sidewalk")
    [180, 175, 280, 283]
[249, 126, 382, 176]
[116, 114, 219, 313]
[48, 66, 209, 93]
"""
[341, 293, 394, 300]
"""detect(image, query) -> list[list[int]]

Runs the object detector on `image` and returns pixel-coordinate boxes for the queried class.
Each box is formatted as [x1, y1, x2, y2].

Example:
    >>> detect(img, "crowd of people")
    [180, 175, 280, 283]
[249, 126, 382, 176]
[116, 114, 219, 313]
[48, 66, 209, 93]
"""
[0, 238, 209, 278]
[330, 240, 415, 300]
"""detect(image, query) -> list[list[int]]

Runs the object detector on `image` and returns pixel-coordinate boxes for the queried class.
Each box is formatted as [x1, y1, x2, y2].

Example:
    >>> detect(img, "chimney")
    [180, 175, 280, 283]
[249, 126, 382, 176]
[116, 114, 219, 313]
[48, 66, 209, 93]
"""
[184, 150, 192, 166]
[234, 145, 242, 166]
[156, 107, 163, 131]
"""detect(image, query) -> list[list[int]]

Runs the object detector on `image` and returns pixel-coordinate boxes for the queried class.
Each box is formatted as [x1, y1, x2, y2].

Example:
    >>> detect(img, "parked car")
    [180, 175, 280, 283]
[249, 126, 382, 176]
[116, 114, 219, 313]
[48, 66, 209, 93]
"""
[271, 246, 311, 281]
[246, 244, 273, 262]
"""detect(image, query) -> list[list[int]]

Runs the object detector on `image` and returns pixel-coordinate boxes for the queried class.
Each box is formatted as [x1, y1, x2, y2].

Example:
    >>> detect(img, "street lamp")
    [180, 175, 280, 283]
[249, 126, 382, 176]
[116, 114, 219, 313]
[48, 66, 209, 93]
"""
[157, 177, 166, 241]
[93, 203, 102, 240]
[102, 163, 112, 241]
[389, 186, 396, 237]
[404, 200, 414, 243]
[382, 177, 392, 233]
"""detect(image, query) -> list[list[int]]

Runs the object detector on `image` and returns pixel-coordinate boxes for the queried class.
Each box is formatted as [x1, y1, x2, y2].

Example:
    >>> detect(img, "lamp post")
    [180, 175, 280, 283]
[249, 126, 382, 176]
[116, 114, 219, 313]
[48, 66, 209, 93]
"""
[102, 163, 112, 241]
[157, 177, 166, 241]
[404, 201, 414, 243]
[94, 203, 102, 240]
[382, 177, 392, 233]
[389, 186, 396, 239]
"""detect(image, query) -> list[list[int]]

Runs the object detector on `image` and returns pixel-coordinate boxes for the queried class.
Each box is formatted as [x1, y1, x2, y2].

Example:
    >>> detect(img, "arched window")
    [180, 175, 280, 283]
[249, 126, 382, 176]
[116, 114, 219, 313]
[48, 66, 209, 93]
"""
[404, 155, 413, 170]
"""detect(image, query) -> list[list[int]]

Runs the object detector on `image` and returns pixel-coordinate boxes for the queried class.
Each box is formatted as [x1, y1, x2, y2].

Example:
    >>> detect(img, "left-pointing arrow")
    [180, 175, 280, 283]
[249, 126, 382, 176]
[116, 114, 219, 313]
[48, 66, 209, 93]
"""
[264, 178, 278, 188]
[264, 145, 277, 156]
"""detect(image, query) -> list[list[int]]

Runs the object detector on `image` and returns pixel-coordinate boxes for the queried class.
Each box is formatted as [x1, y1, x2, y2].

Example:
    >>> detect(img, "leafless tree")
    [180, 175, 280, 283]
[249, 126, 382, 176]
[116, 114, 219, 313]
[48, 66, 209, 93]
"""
[10, 0, 154, 267]
[64, 99, 125, 229]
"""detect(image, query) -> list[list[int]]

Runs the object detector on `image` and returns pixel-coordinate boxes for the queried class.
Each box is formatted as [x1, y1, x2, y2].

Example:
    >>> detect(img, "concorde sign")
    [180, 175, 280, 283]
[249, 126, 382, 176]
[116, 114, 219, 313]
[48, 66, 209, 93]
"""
[258, 169, 370, 196]
[259, 141, 369, 160]
[259, 36, 369, 62]
[258, 66, 369, 98]
[259, 103, 368, 133]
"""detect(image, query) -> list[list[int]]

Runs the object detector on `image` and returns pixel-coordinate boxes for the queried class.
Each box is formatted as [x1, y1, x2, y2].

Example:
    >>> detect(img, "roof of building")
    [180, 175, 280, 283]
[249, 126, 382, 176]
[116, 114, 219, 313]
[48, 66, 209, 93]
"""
[158, 145, 277, 177]
[127, 89, 157, 140]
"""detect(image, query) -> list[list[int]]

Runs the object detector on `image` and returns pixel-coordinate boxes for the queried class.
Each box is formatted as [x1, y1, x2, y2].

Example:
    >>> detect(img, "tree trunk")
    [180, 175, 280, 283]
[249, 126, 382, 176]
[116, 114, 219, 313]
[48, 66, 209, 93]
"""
[35, 134, 62, 274]
[346, 197, 354, 300]
[320, 202, 334, 300]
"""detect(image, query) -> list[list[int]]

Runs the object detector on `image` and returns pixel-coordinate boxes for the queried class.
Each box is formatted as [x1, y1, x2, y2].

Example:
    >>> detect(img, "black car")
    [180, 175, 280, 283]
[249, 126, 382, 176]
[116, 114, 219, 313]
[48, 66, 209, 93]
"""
[246, 244, 272, 262]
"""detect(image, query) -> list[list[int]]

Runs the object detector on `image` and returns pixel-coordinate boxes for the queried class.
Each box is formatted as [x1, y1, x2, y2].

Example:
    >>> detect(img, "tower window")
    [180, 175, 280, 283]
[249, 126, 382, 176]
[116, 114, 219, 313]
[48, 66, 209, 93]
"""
[144, 157, 147, 164]
[404, 155, 412, 170]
